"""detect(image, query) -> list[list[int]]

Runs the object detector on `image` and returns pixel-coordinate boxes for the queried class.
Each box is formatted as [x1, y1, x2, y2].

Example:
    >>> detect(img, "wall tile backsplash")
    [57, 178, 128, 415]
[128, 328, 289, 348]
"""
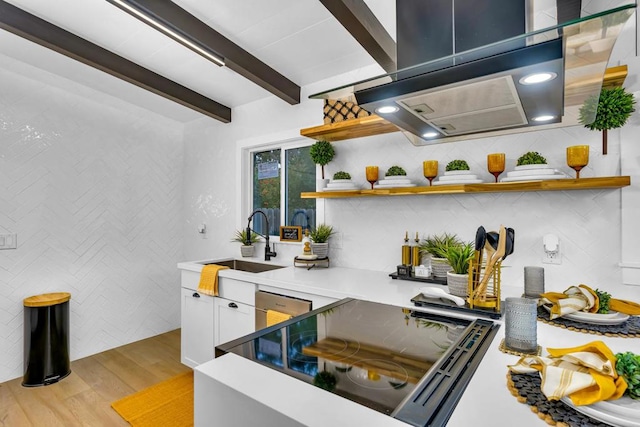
[0, 55, 184, 382]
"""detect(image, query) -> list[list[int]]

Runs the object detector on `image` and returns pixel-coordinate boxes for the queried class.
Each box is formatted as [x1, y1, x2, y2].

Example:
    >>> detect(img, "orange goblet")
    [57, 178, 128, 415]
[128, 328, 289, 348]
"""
[487, 153, 506, 182]
[567, 145, 589, 179]
[365, 166, 379, 189]
[423, 160, 438, 186]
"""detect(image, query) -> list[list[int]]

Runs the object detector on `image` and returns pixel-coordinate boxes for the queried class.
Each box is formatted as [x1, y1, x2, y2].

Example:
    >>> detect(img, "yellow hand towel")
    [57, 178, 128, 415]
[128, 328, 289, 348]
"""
[197, 264, 229, 296]
[266, 309, 292, 327]
[509, 341, 627, 406]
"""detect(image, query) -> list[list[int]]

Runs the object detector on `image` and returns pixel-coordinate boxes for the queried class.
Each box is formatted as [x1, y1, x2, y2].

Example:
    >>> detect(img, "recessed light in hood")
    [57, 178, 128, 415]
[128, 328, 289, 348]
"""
[310, 4, 635, 146]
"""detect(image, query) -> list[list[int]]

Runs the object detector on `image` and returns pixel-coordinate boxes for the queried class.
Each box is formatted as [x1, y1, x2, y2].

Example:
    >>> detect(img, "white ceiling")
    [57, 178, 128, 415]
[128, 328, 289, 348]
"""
[0, 0, 396, 122]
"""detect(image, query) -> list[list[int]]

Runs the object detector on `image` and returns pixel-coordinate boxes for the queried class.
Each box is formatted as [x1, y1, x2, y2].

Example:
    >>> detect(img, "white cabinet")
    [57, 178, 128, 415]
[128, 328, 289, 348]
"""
[215, 297, 255, 346]
[181, 287, 214, 368]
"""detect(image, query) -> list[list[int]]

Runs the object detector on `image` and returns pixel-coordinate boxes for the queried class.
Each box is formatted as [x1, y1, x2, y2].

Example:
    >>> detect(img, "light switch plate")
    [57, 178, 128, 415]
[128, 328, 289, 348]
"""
[0, 233, 17, 250]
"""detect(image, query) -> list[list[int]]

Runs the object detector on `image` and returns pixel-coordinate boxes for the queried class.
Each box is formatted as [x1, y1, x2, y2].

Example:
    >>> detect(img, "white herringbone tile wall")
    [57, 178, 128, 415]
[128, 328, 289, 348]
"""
[0, 55, 185, 383]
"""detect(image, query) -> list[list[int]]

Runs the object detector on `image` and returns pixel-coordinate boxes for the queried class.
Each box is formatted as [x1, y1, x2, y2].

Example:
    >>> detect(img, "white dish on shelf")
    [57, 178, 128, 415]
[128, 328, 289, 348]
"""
[444, 170, 473, 176]
[500, 174, 568, 182]
[383, 175, 410, 180]
[373, 183, 416, 189]
[376, 179, 412, 186]
[561, 395, 640, 427]
[542, 305, 629, 325]
[506, 168, 558, 177]
[433, 179, 484, 185]
[438, 174, 480, 181]
[323, 186, 360, 191]
[515, 164, 553, 171]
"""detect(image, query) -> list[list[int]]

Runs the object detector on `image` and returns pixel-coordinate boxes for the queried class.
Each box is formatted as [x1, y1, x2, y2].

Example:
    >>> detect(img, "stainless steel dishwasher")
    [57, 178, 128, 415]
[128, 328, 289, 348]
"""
[255, 291, 312, 330]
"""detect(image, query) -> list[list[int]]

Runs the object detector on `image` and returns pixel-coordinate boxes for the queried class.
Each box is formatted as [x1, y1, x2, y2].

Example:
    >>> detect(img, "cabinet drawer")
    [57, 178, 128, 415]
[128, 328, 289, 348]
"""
[181, 270, 201, 291]
[219, 278, 256, 306]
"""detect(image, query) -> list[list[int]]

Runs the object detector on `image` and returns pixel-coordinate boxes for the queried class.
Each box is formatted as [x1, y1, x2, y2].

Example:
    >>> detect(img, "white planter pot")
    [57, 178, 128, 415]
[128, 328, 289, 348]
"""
[316, 179, 329, 191]
[430, 257, 452, 278]
[240, 245, 255, 257]
[446, 272, 469, 297]
[311, 242, 329, 259]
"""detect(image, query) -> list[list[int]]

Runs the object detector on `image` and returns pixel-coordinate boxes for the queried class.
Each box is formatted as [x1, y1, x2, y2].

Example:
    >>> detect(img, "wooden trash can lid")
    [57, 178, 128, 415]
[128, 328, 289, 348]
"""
[23, 292, 71, 307]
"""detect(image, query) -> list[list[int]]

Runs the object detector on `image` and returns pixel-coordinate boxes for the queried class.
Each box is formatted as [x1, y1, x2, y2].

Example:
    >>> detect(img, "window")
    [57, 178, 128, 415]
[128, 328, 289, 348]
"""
[250, 144, 316, 237]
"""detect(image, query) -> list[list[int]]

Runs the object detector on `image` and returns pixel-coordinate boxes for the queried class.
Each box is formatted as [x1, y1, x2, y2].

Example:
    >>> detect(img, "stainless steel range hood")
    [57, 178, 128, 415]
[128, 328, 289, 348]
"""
[310, 3, 635, 146]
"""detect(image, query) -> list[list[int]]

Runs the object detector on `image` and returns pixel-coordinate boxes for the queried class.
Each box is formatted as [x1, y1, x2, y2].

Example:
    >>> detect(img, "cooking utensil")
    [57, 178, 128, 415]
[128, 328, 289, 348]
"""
[474, 226, 507, 300]
[473, 226, 486, 288]
[420, 287, 466, 306]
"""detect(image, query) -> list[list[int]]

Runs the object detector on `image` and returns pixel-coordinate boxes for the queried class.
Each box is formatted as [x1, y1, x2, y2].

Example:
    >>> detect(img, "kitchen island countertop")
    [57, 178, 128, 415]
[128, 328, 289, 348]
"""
[179, 259, 640, 426]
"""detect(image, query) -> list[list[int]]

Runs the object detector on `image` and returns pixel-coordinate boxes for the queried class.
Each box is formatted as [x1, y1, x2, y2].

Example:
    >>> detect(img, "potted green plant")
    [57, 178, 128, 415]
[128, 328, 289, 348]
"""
[445, 160, 470, 172]
[310, 140, 335, 190]
[332, 171, 351, 180]
[444, 243, 474, 297]
[419, 233, 464, 277]
[232, 229, 262, 257]
[516, 151, 547, 168]
[385, 165, 407, 176]
[309, 224, 334, 259]
[579, 87, 635, 155]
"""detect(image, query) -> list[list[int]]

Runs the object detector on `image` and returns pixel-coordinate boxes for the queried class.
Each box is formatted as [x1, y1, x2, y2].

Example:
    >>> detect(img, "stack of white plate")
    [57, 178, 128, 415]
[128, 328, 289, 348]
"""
[500, 165, 569, 182]
[324, 179, 360, 191]
[373, 175, 416, 189]
[433, 170, 483, 185]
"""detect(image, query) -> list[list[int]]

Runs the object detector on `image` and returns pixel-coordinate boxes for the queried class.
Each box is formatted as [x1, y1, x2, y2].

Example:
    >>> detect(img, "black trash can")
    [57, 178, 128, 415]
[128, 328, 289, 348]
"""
[22, 292, 71, 387]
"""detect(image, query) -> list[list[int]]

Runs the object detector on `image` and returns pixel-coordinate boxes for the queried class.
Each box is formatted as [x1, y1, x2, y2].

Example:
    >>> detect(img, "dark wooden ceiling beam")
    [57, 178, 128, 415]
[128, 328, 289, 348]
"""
[0, 0, 231, 122]
[319, 0, 396, 73]
[109, 0, 300, 105]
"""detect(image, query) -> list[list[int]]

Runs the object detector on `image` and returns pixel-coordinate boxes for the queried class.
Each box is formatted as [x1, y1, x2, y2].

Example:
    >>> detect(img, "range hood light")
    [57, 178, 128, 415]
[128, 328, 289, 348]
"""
[532, 115, 555, 122]
[519, 72, 557, 85]
[375, 105, 399, 114]
[422, 131, 439, 138]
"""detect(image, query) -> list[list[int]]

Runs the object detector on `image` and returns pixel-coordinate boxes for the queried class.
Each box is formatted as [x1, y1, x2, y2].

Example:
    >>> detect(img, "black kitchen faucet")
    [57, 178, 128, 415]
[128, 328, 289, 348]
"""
[246, 210, 277, 261]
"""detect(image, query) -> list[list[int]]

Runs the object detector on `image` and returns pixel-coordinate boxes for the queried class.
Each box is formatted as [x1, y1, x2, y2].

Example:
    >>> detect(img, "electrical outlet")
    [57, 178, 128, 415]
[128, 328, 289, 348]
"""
[542, 250, 561, 264]
[0, 233, 17, 250]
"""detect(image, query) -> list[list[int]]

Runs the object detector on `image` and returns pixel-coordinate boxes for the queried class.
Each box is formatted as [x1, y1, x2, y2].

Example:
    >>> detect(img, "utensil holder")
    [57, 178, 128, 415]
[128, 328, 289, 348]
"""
[467, 258, 501, 312]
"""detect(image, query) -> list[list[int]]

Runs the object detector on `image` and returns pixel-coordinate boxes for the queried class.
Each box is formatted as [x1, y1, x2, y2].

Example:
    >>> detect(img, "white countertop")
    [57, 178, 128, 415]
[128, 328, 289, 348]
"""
[181, 259, 640, 426]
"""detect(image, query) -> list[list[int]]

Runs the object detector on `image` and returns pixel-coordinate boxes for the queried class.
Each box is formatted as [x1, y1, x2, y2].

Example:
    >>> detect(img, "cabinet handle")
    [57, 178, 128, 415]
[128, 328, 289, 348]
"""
[228, 302, 238, 309]
[192, 292, 200, 298]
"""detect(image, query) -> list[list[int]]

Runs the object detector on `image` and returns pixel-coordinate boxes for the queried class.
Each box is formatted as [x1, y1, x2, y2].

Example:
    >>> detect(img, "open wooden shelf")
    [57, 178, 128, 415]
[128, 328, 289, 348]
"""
[300, 66, 627, 142]
[302, 337, 433, 384]
[301, 176, 631, 199]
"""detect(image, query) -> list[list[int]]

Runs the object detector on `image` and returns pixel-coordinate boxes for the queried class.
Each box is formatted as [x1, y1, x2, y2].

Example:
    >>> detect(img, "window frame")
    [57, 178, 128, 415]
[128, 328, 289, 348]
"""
[237, 130, 323, 244]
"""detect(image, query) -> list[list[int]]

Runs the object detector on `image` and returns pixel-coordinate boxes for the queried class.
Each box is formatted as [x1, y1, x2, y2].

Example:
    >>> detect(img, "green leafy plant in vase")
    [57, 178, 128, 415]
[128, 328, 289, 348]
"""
[333, 171, 351, 180]
[516, 151, 547, 167]
[444, 242, 474, 297]
[309, 224, 334, 259]
[419, 233, 464, 278]
[309, 140, 335, 180]
[385, 165, 407, 176]
[445, 160, 470, 172]
[579, 87, 635, 155]
[232, 229, 262, 257]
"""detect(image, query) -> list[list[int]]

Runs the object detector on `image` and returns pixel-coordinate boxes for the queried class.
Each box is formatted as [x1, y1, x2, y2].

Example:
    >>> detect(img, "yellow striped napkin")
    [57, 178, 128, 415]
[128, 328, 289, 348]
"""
[540, 285, 597, 320]
[509, 341, 627, 406]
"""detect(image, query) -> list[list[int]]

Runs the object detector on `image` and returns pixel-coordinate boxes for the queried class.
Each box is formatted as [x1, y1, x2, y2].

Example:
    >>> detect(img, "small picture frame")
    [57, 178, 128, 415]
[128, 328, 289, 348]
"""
[279, 226, 302, 242]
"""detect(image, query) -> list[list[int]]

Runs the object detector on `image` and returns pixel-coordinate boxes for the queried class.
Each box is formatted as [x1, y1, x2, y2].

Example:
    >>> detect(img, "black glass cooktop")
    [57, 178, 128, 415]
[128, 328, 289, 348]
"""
[216, 298, 498, 426]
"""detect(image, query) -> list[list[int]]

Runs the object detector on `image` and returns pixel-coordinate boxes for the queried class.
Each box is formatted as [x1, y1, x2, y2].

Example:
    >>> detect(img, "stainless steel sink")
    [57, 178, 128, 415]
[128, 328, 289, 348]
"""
[204, 259, 285, 273]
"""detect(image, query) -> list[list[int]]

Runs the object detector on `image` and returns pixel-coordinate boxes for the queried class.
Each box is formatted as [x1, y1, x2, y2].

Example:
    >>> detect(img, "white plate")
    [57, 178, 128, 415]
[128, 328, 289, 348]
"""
[373, 183, 417, 189]
[323, 186, 360, 191]
[433, 179, 484, 185]
[438, 174, 479, 181]
[542, 305, 630, 325]
[377, 178, 412, 185]
[515, 164, 552, 171]
[506, 168, 558, 177]
[562, 396, 640, 427]
[383, 175, 409, 180]
[500, 174, 568, 182]
[326, 182, 358, 189]
[330, 179, 352, 184]
[444, 170, 472, 176]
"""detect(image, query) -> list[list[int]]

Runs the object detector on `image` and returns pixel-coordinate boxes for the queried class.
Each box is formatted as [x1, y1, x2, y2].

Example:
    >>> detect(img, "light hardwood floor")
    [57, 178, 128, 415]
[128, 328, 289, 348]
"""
[0, 329, 191, 426]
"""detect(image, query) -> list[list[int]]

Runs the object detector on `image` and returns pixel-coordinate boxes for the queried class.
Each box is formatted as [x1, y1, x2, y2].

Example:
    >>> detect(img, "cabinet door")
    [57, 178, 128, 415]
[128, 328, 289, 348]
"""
[181, 288, 214, 368]
[215, 297, 255, 346]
